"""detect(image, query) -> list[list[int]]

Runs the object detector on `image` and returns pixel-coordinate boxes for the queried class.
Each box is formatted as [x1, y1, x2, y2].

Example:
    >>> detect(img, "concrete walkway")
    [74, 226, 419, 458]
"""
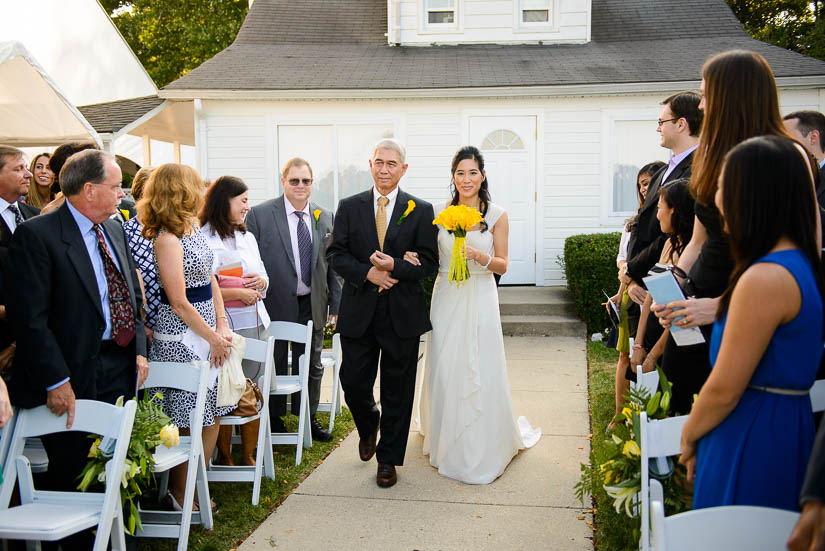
[240, 336, 593, 550]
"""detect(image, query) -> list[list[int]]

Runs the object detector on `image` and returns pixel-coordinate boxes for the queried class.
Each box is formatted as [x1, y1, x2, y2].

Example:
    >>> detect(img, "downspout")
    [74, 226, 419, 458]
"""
[387, 0, 401, 45]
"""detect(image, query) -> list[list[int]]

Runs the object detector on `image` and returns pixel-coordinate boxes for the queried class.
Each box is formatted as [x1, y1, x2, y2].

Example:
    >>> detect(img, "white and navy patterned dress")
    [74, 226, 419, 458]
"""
[148, 228, 236, 427]
[123, 217, 160, 329]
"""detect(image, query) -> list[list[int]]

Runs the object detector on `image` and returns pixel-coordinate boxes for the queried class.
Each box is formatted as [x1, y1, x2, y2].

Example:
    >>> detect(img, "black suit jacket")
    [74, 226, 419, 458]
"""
[327, 188, 438, 340]
[816, 164, 825, 212]
[801, 415, 825, 505]
[626, 151, 695, 284]
[0, 201, 39, 352]
[5, 203, 146, 408]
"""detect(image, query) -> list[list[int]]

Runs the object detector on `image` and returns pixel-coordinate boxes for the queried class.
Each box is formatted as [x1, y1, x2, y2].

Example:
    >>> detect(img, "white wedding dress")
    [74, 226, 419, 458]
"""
[420, 202, 541, 484]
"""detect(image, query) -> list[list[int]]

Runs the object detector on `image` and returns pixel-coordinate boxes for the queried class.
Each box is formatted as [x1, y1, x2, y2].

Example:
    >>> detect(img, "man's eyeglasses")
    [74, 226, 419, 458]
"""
[657, 117, 681, 127]
[287, 178, 313, 187]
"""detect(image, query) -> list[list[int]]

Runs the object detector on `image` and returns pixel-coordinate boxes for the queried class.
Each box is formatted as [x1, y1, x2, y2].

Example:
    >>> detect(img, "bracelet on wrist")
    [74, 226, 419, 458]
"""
[632, 344, 644, 350]
[482, 254, 493, 270]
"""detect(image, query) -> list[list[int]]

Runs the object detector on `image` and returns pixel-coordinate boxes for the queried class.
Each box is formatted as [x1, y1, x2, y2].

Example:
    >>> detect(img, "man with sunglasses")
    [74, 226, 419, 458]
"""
[624, 91, 703, 307]
[246, 157, 342, 442]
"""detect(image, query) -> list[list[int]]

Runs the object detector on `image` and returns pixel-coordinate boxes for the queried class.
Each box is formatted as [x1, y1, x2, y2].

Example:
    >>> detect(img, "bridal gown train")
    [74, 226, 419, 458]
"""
[420, 202, 541, 485]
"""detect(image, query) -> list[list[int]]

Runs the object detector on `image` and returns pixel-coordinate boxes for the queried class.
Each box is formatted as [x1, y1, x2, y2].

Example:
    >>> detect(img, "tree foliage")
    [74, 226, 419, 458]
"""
[102, 0, 248, 88]
[726, 0, 825, 61]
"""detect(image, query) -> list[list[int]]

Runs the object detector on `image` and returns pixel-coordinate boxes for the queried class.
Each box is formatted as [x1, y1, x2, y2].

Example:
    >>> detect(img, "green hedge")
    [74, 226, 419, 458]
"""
[562, 232, 622, 334]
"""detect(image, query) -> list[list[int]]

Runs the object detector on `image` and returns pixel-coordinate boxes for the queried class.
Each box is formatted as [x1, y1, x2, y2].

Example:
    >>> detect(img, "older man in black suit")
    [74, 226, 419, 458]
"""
[327, 139, 438, 488]
[5, 149, 147, 549]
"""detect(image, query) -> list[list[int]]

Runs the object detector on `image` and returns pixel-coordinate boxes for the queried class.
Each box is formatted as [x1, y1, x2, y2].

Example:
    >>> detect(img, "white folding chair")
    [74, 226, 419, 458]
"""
[0, 399, 137, 551]
[135, 361, 212, 551]
[629, 339, 660, 398]
[269, 321, 313, 466]
[651, 491, 799, 551]
[639, 412, 688, 551]
[207, 336, 276, 505]
[317, 333, 342, 432]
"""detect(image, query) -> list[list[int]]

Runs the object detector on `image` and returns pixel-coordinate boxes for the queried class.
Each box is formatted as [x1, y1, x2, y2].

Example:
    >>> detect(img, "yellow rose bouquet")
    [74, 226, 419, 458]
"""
[432, 205, 484, 286]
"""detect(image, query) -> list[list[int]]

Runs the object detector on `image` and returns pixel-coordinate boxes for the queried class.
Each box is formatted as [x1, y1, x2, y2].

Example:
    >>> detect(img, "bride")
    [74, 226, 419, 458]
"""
[409, 145, 540, 484]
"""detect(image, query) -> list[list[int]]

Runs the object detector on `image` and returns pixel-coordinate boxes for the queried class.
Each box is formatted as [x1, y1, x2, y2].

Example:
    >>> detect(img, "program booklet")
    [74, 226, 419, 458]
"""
[642, 271, 705, 347]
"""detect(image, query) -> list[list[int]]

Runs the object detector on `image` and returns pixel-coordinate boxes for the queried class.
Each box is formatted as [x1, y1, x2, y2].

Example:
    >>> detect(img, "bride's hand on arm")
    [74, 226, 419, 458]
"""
[403, 251, 421, 266]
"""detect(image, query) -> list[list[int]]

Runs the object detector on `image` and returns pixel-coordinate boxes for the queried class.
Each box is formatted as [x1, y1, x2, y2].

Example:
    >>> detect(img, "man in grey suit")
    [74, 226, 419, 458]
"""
[246, 157, 342, 441]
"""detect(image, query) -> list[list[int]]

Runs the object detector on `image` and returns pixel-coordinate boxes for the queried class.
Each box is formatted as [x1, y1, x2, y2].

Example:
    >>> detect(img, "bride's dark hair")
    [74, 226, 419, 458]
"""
[449, 145, 491, 232]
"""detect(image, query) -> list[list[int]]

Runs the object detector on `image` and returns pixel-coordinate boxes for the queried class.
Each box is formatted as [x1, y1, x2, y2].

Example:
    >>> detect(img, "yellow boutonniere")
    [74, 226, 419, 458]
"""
[313, 209, 321, 229]
[397, 200, 415, 226]
[120, 209, 130, 221]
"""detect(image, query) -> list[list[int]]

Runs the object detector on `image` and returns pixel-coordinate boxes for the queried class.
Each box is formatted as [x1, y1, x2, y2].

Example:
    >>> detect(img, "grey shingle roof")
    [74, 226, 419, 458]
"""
[163, 0, 825, 92]
[78, 95, 163, 133]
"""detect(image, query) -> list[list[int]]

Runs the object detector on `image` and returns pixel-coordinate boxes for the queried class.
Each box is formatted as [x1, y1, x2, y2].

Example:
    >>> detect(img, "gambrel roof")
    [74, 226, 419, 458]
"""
[163, 0, 825, 93]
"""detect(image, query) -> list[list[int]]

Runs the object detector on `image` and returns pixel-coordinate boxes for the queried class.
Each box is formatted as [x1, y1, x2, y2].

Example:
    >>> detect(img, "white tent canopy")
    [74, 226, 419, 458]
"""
[0, 41, 100, 146]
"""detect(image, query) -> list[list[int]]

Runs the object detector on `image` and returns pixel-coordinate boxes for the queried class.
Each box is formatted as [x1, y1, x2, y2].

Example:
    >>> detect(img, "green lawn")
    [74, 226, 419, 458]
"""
[137, 409, 355, 551]
[585, 341, 637, 551]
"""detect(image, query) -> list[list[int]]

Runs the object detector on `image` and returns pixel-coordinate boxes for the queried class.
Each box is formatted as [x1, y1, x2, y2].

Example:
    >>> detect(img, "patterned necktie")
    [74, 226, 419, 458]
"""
[376, 196, 389, 251]
[7, 203, 23, 228]
[294, 211, 312, 287]
[93, 225, 136, 346]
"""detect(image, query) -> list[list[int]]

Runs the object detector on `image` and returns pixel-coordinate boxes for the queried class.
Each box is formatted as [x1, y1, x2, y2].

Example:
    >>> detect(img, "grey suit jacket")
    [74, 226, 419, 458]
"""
[246, 195, 341, 331]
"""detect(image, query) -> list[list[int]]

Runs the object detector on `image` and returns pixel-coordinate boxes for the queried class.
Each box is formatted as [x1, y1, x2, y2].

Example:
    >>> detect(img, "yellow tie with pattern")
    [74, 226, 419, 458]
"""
[376, 196, 389, 251]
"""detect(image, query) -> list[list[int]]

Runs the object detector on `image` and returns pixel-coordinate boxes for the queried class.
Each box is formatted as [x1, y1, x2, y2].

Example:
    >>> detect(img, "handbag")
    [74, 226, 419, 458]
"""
[217, 274, 247, 308]
[233, 379, 263, 417]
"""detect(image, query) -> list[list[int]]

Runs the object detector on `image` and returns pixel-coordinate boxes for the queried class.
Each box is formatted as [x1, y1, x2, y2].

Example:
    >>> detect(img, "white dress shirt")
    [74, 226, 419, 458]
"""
[373, 185, 399, 234]
[284, 199, 313, 297]
[201, 223, 271, 331]
[661, 144, 698, 183]
[0, 198, 20, 233]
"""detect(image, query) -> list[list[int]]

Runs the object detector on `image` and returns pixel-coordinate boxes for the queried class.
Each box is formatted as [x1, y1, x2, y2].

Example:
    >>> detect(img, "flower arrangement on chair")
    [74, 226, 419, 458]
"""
[78, 392, 180, 535]
[432, 204, 484, 286]
[575, 368, 689, 541]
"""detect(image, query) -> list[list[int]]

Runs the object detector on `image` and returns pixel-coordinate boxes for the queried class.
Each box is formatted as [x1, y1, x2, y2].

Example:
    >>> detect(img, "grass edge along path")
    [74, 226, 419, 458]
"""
[584, 341, 637, 551]
[137, 408, 355, 551]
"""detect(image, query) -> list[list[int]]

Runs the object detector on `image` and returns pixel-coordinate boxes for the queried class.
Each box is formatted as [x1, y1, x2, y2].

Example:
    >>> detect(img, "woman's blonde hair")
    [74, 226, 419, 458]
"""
[138, 163, 204, 240]
[130, 166, 154, 201]
[25, 153, 53, 208]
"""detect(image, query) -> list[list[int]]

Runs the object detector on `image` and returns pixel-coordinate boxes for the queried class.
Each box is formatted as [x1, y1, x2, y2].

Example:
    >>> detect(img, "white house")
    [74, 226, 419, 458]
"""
[160, 0, 825, 286]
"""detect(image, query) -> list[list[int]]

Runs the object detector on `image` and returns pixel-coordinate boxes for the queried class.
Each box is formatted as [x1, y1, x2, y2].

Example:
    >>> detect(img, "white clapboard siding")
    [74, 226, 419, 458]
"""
[397, 0, 590, 45]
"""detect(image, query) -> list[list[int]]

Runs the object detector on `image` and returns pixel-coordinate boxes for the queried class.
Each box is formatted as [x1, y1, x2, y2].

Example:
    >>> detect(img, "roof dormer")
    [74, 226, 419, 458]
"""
[387, 0, 591, 46]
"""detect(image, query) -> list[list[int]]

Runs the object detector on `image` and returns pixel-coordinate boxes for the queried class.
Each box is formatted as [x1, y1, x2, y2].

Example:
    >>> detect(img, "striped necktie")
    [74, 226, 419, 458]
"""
[294, 211, 312, 287]
[376, 196, 389, 250]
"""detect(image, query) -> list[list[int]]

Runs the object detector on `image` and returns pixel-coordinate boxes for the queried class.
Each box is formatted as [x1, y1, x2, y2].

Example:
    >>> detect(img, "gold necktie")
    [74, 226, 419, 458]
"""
[376, 196, 389, 251]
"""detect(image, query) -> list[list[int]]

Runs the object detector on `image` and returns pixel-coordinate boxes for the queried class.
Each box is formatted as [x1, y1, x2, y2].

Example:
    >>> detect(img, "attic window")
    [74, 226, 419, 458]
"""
[481, 129, 525, 151]
[426, 0, 455, 24]
[520, 0, 550, 24]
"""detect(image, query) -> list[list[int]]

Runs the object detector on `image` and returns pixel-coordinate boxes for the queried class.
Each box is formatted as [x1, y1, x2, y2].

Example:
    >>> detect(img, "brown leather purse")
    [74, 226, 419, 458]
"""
[233, 378, 263, 417]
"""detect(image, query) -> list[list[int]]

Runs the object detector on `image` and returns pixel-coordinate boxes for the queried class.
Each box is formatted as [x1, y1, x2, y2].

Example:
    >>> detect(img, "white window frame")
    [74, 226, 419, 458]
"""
[600, 108, 667, 225]
[419, 0, 461, 33]
[269, 116, 404, 210]
[514, 0, 558, 32]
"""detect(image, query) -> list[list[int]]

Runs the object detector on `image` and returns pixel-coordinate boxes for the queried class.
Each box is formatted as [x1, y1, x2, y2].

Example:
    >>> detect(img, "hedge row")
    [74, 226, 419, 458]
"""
[562, 232, 622, 334]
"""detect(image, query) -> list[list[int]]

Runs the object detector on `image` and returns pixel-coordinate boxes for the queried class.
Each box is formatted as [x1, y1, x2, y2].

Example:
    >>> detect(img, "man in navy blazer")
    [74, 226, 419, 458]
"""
[327, 139, 437, 488]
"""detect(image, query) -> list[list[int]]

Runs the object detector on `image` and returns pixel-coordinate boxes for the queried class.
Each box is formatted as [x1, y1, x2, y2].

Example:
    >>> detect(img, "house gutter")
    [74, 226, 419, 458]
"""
[159, 75, 825, 100]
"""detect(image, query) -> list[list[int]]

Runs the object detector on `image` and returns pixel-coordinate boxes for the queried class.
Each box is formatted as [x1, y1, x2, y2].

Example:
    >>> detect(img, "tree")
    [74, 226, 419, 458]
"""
[726, 0, 825, 61]
[103, 0, 249, 88]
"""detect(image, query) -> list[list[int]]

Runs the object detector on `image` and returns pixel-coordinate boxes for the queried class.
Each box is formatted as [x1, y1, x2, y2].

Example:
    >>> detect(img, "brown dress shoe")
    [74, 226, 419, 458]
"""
[376, 463, 397, 488]
[358, 426, 379, 461]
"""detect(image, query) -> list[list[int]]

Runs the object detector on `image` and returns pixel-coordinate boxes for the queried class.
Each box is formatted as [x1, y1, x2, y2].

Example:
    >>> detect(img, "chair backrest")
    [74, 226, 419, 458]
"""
[634, 369, 660, 398]
[640, 412, 689, 551]
[0, 409, 18, 473]
[811, 379, 825, 412]
[651, 498, 799, 551]
[243, 335, 276, 397]
[0, 400, 137, 510]
[269, 321, 313, 345]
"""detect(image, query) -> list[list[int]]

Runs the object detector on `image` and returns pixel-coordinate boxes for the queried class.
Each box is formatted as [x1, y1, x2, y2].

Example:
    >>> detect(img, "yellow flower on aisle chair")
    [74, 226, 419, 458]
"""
[432, 204, 484, 287]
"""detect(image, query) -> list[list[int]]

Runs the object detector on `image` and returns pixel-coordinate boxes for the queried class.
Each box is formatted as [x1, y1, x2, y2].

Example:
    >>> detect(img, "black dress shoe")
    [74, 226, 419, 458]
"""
[376, 463, 397, 488]
[358, 425, 379, 461]
[271, 416, 288, 433]
[310, 416, 333, 442]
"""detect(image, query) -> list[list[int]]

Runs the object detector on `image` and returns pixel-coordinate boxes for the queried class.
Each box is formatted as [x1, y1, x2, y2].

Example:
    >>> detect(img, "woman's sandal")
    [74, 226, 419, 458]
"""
[167, 492, 217, 514]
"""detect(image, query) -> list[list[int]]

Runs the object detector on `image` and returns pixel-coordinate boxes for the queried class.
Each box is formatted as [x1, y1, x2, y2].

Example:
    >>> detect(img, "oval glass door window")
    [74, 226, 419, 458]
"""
[480, 129, 525, 151]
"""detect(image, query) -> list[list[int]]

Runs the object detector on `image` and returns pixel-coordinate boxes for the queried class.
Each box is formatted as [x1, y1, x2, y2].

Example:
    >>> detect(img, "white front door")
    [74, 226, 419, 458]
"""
[469, 116, 537, 285]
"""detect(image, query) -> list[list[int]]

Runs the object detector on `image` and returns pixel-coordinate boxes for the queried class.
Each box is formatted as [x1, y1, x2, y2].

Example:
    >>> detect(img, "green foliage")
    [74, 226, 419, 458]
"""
[562, 232, 622, 334]
[726, 0, 825, 61]
[421, 272, 437, 308]
[105, 0, 249, 87]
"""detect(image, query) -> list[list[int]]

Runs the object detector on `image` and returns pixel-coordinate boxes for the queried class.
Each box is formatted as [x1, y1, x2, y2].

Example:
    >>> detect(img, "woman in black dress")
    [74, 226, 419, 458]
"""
[652, 50, 816, 414]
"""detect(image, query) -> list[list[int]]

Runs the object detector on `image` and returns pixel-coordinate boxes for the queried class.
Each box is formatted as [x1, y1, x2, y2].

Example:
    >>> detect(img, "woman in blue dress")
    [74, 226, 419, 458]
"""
[680, 135, 824, 510]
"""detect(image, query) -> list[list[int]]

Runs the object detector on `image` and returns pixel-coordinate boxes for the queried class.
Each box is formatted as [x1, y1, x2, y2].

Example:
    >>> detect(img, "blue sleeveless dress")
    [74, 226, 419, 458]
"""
[693, 250, 823, 511]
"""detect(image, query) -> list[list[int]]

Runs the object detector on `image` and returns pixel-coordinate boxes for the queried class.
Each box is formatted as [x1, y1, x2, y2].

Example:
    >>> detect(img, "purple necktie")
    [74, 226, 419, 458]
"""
[294, 211, 312, 287]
